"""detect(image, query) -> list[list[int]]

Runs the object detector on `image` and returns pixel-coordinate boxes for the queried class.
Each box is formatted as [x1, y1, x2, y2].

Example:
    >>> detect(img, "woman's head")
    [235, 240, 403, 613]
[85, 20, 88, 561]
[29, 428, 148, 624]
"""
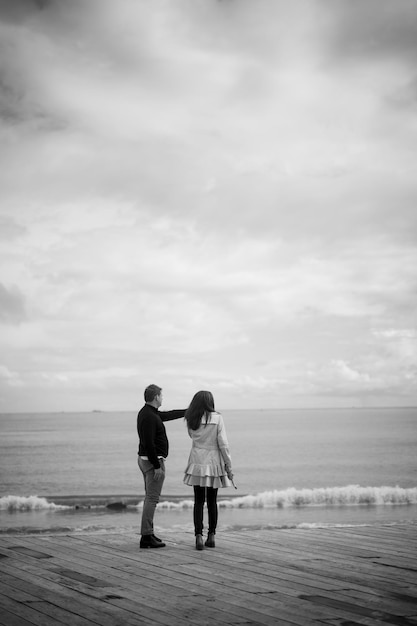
[185, 390, 215, 430]
[191, 390, 215, 413]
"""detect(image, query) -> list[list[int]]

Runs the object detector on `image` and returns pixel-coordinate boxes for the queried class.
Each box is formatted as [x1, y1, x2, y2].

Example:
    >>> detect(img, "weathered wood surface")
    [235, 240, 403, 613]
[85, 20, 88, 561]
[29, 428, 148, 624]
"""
[0, 524, 416, 625]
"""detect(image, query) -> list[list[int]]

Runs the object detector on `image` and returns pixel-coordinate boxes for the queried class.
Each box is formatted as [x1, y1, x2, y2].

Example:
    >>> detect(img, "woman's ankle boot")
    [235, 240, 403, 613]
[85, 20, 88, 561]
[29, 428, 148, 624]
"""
[195, 534, 204, 550]
[205, 532, 215, 548]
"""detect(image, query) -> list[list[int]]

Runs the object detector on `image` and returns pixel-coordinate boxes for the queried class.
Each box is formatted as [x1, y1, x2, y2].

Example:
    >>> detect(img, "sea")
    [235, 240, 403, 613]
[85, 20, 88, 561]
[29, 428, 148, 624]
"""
[1, 408, 416, 536]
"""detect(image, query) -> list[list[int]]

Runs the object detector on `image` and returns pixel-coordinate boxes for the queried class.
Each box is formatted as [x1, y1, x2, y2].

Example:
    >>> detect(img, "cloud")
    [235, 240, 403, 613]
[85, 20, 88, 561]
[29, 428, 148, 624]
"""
[373, 329, 417, 339]
[0, 0, 416, 410]
[0, 283, 26, 323]
[0, 216, 26, 240]
[322, 0, 417, 65]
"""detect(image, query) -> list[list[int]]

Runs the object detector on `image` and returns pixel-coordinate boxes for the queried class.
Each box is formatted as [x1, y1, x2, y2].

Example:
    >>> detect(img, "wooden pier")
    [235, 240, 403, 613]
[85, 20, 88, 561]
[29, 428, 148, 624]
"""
[0, 523, 416, 625]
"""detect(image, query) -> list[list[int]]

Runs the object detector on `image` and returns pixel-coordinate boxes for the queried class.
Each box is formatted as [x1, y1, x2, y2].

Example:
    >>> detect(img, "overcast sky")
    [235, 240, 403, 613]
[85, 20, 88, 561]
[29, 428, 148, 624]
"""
[0, 0, 416, 412]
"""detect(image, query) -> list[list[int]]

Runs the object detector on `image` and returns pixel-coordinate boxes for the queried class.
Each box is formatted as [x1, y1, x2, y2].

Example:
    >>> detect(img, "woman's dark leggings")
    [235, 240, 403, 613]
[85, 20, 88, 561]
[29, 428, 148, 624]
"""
[193, 486, 218, 536]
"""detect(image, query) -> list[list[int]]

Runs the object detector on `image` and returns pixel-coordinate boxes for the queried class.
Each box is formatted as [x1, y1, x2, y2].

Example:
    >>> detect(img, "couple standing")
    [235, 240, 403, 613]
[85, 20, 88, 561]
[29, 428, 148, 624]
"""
[137, 384, 234, 550]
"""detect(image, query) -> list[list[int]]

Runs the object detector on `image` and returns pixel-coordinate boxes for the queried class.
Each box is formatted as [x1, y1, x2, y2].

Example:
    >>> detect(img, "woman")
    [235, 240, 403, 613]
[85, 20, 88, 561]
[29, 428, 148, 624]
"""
[183, 390, 234, 550]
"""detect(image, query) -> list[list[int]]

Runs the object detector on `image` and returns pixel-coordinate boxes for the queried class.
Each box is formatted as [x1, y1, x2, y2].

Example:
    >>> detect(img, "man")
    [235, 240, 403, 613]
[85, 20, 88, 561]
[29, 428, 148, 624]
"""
[137, 384, 185, 549]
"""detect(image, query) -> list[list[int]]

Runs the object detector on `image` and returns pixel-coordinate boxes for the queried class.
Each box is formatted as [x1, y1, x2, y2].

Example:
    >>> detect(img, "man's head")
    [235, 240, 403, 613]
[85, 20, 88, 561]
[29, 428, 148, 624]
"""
[144, 384, 163, 408]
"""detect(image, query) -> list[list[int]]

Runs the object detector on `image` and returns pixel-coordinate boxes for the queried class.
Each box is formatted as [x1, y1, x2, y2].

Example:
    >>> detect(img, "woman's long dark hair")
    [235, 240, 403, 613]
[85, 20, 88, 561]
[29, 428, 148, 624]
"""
[185, 390, 215, 431]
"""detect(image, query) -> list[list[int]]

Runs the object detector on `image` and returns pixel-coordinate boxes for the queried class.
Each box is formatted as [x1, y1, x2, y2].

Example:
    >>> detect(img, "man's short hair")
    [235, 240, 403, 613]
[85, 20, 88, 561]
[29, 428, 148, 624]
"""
[144, 384, 162, 403]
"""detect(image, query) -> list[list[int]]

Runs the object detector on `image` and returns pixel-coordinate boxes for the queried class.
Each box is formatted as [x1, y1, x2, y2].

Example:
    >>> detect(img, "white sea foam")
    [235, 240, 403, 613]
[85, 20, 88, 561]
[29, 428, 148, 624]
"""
[157, 485, 417, 510]
[220, 485, 417, 508]
[2, 485, 416, 513]
[0, 495, 71, 512]
[151, 499, 194, 510]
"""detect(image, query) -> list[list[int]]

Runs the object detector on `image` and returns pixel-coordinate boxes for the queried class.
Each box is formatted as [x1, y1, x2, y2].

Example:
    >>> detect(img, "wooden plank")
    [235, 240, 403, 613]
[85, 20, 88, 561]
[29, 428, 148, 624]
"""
[0, 582, 69, 626]
[1, 526, 417, 626]
[220, 529, 414, 594]
[5, 547, 53, 560]
[238, 527, 415, 570]
[290, 525, 417, 556]
[32, 527, 417, 589]
[22, 530, 417, 624]
[0, 606, 37, 626]
[0, 588, 84, 626]
[0, 568, 155, 626]
[20, 534, 394, 626]
[278, 530, 417, 582]
[0, 535, 211, 599]
[0, 536, 334, 626]
[0, 547, 261, 626]
[0, 539, 303, 626]
[36, 533, 344, 600]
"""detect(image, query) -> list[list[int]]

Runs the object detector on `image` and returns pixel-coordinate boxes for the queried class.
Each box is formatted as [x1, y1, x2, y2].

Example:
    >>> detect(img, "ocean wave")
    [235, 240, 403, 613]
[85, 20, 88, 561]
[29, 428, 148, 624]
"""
[0, 495, 71, 512]
[1, 485, 416, 513]
[159, 485, 417, 510]
[220, 485, 417, 508]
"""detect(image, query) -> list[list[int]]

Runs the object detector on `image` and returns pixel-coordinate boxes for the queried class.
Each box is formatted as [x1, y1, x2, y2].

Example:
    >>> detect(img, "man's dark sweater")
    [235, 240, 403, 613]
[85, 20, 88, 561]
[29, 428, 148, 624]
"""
[137, 404, 185, 469]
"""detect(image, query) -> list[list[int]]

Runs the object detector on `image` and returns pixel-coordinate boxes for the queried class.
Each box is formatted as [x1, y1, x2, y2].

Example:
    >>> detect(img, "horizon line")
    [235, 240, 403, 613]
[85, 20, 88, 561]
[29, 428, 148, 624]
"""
[1, 405, 416, 415]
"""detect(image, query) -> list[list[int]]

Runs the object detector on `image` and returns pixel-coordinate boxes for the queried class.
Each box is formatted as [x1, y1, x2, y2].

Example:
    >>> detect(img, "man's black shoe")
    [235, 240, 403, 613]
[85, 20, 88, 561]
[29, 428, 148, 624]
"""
[140, 535, 166, 549]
